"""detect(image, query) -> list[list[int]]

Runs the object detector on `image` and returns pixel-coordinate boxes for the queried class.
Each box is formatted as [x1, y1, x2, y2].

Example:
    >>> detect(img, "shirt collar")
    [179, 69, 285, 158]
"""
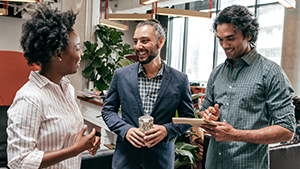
[225, 48, 259, 66]
[29, 71, 70, 90]
[138, 62, 164, 77]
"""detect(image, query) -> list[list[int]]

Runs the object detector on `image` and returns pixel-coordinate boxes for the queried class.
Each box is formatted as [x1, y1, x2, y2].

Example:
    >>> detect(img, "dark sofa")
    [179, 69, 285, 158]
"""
[269, 142, 300, 169]
[81, 149, 114, 169]
[0, 106, 9, 168]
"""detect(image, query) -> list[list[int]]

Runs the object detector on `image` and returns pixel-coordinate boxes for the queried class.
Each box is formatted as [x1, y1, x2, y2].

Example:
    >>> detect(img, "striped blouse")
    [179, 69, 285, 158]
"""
[6, 71, 84, 169]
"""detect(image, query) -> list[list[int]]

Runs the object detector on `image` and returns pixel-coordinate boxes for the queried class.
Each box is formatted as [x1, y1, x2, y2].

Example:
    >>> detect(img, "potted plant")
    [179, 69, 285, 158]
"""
[81, 25, 135, 91]
[175, 139, 200, 169]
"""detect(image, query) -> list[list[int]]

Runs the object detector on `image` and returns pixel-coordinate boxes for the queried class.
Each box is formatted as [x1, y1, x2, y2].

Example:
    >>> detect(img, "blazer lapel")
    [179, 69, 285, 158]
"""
[130, 63, 145, 115]
[151, 64, 172, 115]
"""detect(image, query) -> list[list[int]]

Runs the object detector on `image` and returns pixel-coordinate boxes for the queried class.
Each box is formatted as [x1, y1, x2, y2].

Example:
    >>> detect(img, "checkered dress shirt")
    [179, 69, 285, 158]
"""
[138, 62, 164, 116]
[200, 48, 295, 169]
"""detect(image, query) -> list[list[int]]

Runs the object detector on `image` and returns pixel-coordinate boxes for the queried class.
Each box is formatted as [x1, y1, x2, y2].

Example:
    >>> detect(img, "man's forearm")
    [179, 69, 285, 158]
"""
[234, 125, 293, 144]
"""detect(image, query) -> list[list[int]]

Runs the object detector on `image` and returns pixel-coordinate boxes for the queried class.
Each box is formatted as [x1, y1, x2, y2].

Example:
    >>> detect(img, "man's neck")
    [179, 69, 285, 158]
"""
[232, 45, 252, 68]
[142, 55, 162, 79]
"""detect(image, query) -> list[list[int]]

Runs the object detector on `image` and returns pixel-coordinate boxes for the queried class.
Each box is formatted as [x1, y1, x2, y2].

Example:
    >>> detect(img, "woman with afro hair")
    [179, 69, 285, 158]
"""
[6, 6, 100, 169]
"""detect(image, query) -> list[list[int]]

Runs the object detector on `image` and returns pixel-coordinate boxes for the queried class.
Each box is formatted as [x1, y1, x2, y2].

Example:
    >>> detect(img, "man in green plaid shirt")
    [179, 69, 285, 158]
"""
[198, 5, 295, 169]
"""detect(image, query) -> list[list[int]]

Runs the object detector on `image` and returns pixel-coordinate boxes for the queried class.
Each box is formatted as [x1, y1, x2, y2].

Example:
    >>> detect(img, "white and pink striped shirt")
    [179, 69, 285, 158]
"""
[7, 71, 84, 169]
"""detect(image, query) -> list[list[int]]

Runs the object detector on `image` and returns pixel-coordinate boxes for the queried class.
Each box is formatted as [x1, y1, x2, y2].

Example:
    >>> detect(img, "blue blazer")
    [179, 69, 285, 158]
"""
[101, 62, 194, 169]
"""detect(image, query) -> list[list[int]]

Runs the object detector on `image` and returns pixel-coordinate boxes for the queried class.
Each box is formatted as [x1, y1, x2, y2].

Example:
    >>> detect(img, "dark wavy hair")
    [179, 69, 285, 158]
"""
[213, 5, 259, 46]
[136, 19, 166, 42]
[20, 6, 77, 66]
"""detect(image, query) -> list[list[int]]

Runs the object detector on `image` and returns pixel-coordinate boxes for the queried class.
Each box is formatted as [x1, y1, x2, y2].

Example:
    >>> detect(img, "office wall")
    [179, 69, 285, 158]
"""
[0, 1, 137, 98]
[0, 16, 25, 52]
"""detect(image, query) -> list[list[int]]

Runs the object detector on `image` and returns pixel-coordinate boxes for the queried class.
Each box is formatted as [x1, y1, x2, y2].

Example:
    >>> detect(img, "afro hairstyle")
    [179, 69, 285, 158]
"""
[20, 6, 77, 66]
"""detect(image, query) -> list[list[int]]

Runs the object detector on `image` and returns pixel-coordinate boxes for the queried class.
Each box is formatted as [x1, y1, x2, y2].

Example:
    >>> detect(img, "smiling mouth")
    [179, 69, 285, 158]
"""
[137, 49, 148, 56]
[225, 48, 234, 54]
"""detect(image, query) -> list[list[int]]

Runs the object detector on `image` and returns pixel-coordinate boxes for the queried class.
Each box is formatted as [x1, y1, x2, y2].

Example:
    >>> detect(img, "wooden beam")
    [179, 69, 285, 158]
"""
[156, 7, 210, 18]
[107, 14, 151, 21]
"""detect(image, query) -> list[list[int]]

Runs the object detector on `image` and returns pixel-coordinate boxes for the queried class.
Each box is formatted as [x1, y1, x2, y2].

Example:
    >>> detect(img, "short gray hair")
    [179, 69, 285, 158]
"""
[136, 19, 166, 41]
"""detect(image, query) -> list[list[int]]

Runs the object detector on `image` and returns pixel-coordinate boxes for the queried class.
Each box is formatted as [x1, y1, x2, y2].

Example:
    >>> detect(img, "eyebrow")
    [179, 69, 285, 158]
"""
[217, 34, 236, 39]
[133, 36, 150, 40]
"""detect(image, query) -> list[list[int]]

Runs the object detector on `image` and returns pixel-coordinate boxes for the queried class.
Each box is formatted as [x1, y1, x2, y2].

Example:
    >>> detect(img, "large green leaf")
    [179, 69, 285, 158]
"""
[93, 47, 107, 58]
[96, 66, 111, 77]
[82, 64, 94, 79]
[192, 93, 205, 100]
[174, 158, 190, 169]
[91, 57, 104, 68]
[94, 78, 109, 91]
[83, 41, 98, 53]
[175, 142, 200, 161]
[174, 149, 195, 167]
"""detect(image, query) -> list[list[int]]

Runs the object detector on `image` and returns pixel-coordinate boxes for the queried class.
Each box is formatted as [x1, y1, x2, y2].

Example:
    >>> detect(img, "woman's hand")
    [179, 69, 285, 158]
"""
[88, 136, 101, 155]
[72, 125, 97, 153]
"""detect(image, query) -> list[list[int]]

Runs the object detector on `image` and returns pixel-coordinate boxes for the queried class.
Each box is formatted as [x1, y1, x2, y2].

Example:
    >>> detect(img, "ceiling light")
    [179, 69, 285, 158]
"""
[107, 13, 151, 21]
[0, 8, 5, 15]
[156, 7, 211, 18]
[99, 19, 128, 31]
[277, 0, 296, 9]
[0, 0, 37, 2]
[140, 0, 159, 5]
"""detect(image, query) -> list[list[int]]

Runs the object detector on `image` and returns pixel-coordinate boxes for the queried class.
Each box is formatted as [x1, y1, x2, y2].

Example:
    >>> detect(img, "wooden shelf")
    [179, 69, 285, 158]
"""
[77, 95, 104, 107]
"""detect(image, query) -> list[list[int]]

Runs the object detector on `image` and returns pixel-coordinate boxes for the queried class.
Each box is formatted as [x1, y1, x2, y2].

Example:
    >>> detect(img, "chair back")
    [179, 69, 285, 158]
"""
[0, 51, 40, 106]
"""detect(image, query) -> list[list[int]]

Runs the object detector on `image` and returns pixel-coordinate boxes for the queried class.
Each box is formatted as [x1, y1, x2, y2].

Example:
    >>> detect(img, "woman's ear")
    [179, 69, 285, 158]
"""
[55, 53, 62, 62]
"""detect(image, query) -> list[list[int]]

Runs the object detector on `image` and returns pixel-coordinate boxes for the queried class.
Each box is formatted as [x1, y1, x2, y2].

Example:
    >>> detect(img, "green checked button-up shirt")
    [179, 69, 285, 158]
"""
[200, 48, 295, 169]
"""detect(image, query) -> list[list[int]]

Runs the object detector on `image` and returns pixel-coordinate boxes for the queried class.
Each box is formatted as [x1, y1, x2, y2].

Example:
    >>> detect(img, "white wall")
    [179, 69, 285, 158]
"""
[0, 16, 25, 52]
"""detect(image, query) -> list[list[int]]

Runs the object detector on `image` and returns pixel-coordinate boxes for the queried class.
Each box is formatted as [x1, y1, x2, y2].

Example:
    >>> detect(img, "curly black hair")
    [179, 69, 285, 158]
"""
[20, 6, 77, 66]
[293, 96, 300, 120]
[213, 5, 259, 46]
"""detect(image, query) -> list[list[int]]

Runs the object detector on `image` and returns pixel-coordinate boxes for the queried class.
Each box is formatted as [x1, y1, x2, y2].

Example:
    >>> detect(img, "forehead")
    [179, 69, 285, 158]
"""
[216, 23, 241, 37]
[133, 25, 156, 39]
[68, 31, 80, 46]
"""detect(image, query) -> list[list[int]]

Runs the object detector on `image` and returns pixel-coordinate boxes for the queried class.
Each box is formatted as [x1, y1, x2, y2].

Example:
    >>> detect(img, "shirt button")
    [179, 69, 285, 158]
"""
[226, 103, 229, 106]
[229, 86, 232, 89]
[219, 153, 221, 155]
[223, 119, 226, 122]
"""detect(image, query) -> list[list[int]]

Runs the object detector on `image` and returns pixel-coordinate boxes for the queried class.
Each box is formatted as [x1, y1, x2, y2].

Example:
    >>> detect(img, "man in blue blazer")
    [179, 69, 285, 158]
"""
[101, 19, 194, 169]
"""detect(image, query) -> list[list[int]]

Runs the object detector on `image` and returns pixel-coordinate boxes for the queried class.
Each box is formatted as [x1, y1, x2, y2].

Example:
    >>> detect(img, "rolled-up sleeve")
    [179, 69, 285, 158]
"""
[265, 65, 296, 132]
[7, 92, 44, 169]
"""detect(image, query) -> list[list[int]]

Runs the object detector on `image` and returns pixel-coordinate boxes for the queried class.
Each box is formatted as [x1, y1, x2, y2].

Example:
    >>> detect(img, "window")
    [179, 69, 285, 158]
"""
[185, 15, 215, 83]
[168, 17, 185, 71]
[256, 4, 284, 65]
[220, 0, 255, 10]
[167, 0, 285, 84]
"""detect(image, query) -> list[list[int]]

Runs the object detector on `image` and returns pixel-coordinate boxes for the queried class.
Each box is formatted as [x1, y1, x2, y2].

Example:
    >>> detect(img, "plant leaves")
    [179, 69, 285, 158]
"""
[82, 64, 94, 79]
[82, 24, 134, 91]
[96, 66, 111, 77]
[94, 78, 109, 91]
[93, 47, 107, 58]
[92, 57, 104, 68]
[174, 149, 195, 166]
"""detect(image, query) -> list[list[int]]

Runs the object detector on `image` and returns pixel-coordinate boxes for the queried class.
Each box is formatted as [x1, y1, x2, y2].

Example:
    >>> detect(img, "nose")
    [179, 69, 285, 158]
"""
[221, 40, 230, 49]
[80, 48, 83, 57]
[135, 40, 143, 50]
